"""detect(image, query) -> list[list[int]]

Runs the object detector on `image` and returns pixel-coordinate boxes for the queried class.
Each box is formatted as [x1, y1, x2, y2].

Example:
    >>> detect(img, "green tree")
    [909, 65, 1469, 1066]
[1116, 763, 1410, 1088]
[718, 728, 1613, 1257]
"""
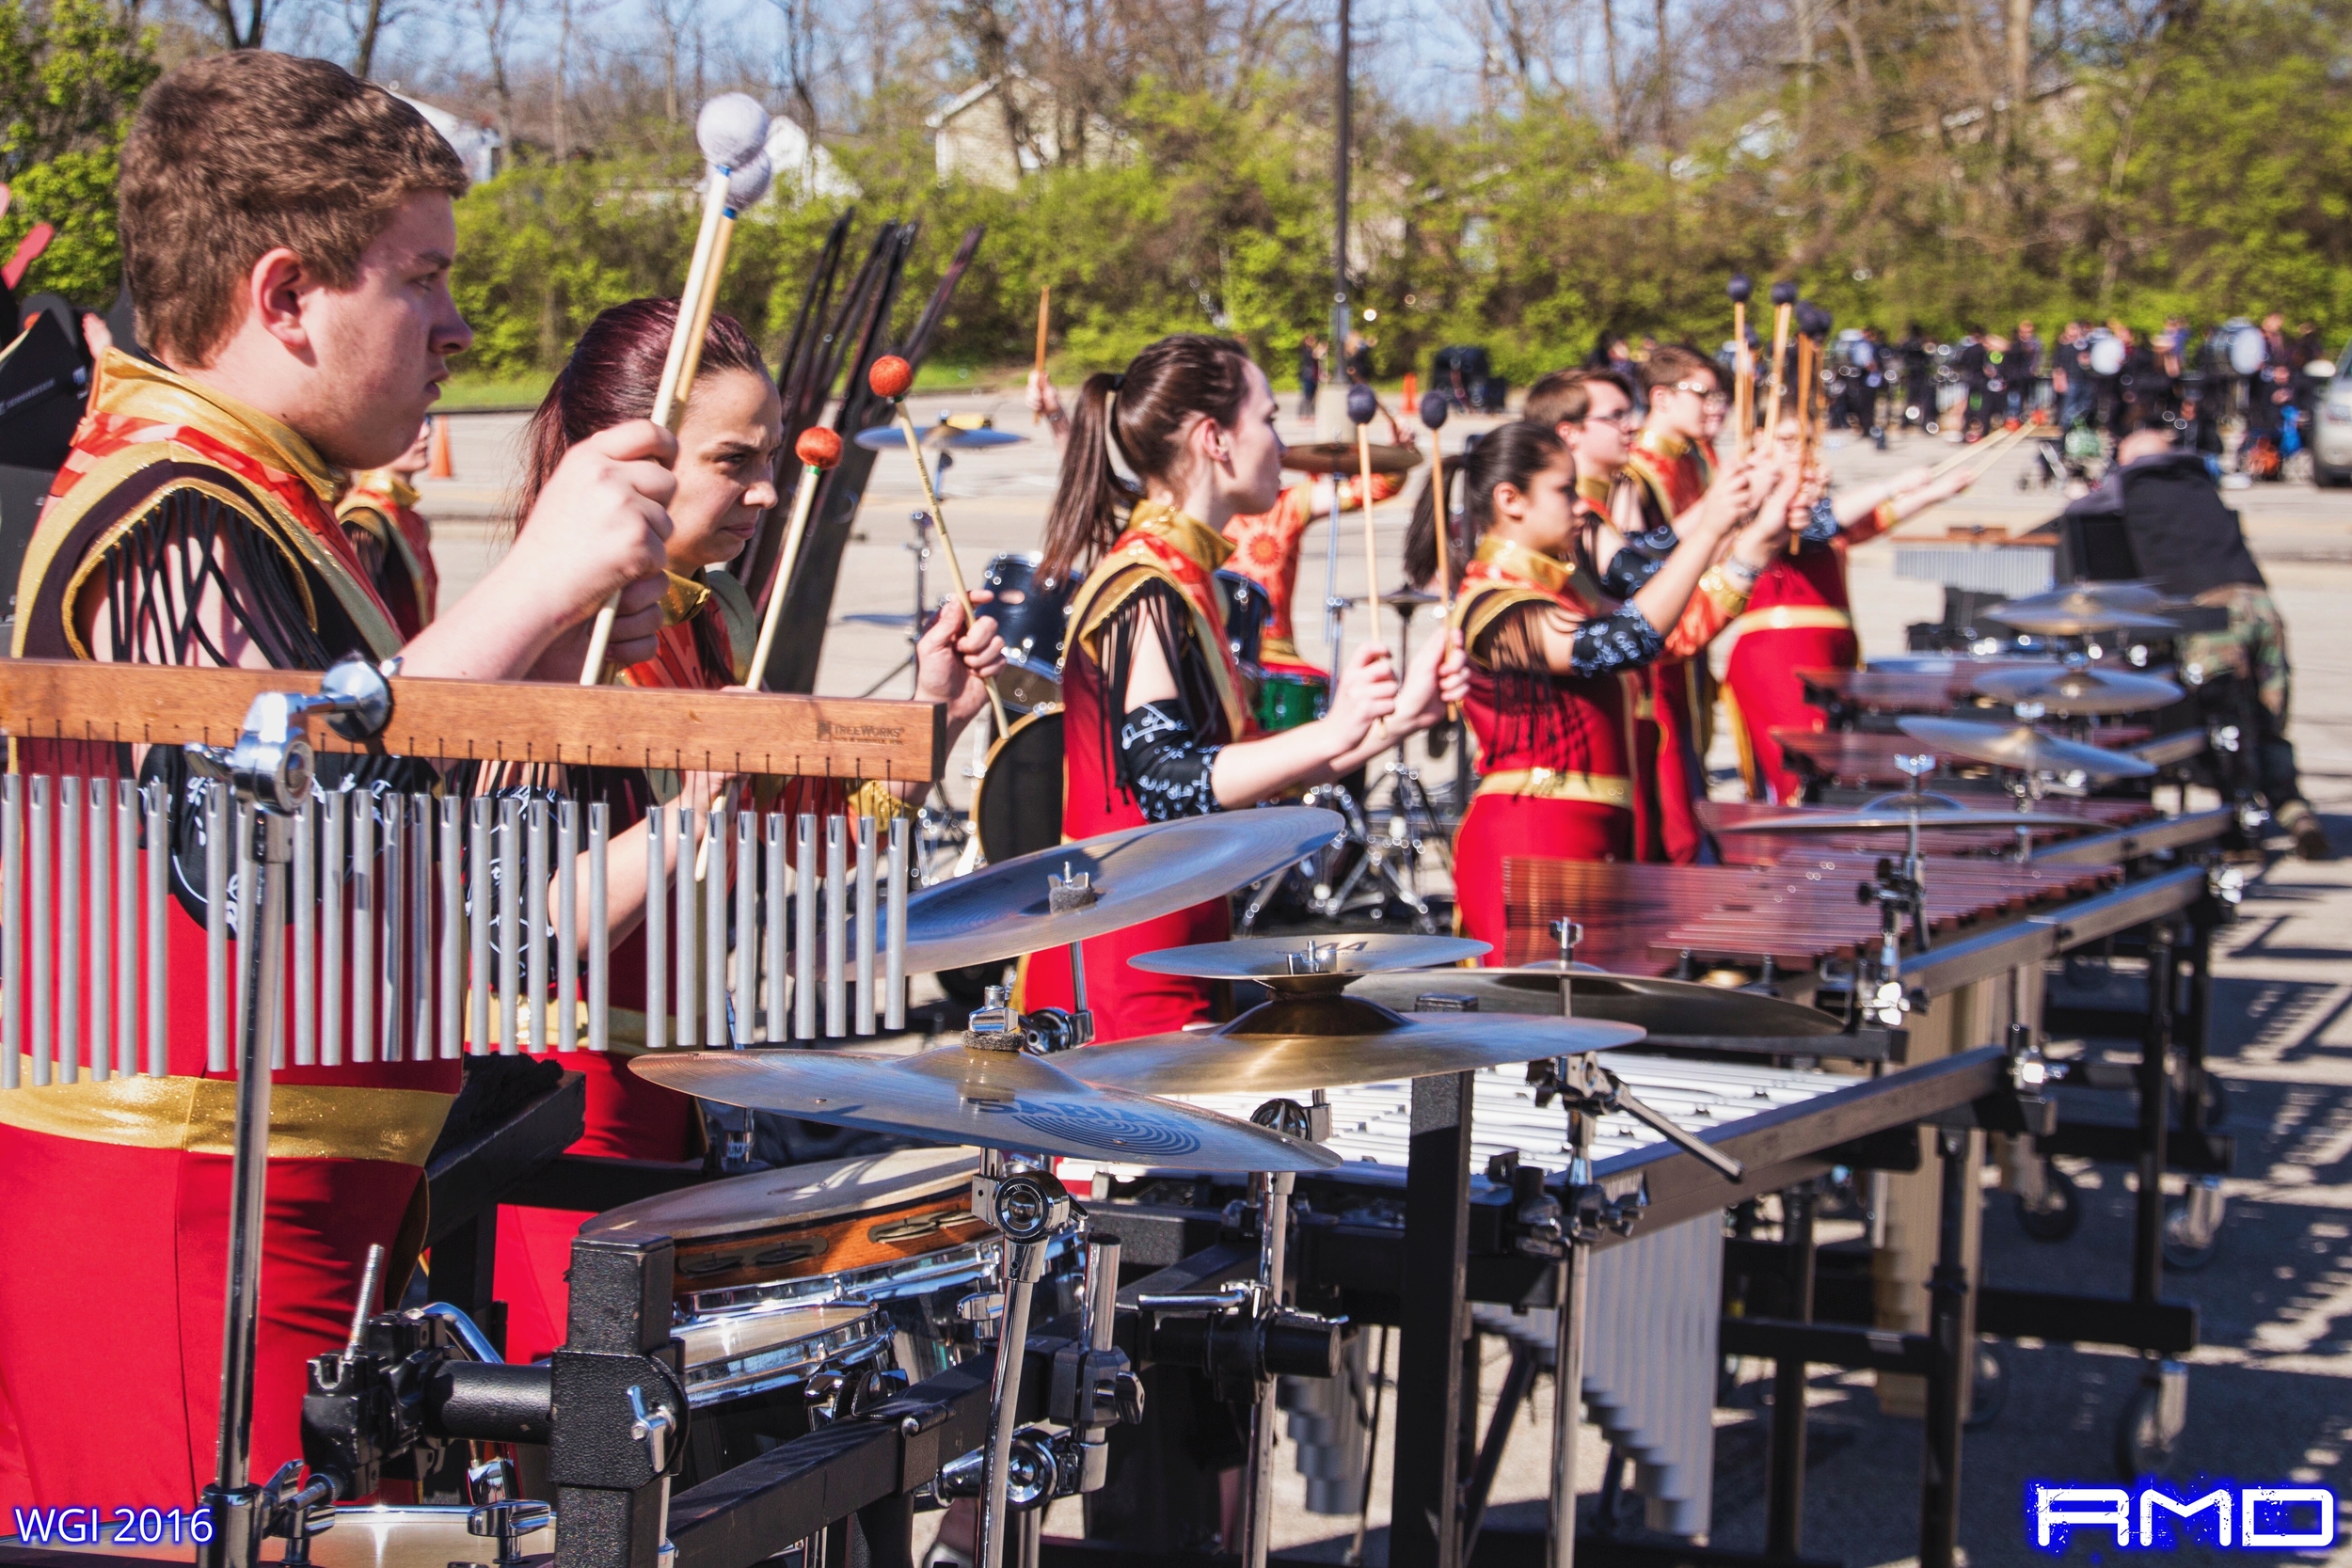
[0, 0, 157, 306]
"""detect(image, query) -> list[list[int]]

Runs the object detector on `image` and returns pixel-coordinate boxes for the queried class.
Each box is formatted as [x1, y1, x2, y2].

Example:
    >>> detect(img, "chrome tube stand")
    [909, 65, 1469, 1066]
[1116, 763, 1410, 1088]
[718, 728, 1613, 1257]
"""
[193, 657, 393, 1568]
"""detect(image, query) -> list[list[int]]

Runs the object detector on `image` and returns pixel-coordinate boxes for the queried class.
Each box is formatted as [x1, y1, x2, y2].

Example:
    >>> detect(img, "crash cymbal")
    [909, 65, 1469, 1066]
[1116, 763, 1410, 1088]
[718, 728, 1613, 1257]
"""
[1721, 806, 2093, 832]
[1899, 717, 2157, 780]
[892, 808, 1343, 973]
[1065, 993, 1643, 1097]
[1281, 441, 1423, 476]
[1344, 969, 1848, 1046]
[1970, 664, 2184, 715]
[1381, 588, 1441, 609]
[1130, 933, 1488, 993]
[635, 1043, 1341, 1170]
[1985, 586, 2177, 637]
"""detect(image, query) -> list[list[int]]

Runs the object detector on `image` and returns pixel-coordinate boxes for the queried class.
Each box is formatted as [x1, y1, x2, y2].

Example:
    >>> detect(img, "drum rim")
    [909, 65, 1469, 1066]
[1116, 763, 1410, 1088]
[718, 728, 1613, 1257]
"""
[971, 705, 1066, 866]
[676, 1302, 891, 1405]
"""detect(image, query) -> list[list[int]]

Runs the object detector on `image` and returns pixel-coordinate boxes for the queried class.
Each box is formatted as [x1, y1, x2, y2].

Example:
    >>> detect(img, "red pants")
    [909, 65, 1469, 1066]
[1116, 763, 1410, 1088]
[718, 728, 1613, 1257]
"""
[1020, 896, 1230, 1043]
[1724, 626, 1858, 804]
[493, 1051, 696, 1364]
[1636, 658, 1708, 864]
[0, 1130, 427, 1513]
[1452, 793, 1632, 957]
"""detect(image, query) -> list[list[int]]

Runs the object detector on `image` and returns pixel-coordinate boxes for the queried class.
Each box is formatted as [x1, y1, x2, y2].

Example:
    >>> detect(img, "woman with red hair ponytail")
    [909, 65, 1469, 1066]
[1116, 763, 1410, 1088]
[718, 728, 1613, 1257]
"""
[485, 298, 1007, 1361]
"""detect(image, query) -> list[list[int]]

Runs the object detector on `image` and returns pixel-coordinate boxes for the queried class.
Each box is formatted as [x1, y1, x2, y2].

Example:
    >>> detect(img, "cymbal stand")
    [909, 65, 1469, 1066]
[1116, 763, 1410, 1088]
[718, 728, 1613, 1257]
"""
[192, 657, 393, 1568]
[1528, 1052, 1742, 1568]
[966, 1130, 1074, 1568]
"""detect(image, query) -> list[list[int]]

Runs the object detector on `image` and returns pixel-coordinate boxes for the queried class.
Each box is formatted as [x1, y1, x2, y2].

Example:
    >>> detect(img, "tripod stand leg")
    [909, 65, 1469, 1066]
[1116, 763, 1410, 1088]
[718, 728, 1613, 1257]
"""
[1240, 1171, 1295, 1568]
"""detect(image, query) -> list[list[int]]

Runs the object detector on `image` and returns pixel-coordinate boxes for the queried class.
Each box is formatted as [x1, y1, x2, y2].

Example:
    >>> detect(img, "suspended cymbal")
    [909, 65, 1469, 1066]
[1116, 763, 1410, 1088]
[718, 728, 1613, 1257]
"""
[1720, 806, 2094, 832]
[893, 808, 1343, 973]
[1344, 969, 1850, 1045]
[853, 418, 1030, 451]
[635, 1044, 1341, 1170]
[1281, 441, 1422, 476]
[1985, 586, 2178, 637]
[1899, 717, 2157, 780]
[1130, 933, 1488, 993]
[1381, 588, 1441, 609]
[1065, 993, 1643, 1097]
[1970, 664, 2184, 715]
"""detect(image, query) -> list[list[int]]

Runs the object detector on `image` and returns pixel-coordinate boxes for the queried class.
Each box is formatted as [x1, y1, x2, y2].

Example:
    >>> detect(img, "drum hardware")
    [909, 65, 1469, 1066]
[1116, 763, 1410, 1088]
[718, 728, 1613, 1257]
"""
[193, 657, 396, 1568]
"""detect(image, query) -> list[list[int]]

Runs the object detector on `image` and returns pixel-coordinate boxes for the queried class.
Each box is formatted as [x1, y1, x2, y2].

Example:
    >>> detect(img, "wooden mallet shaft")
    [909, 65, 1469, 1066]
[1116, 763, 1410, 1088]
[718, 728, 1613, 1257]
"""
[870, 356, 1008, 735]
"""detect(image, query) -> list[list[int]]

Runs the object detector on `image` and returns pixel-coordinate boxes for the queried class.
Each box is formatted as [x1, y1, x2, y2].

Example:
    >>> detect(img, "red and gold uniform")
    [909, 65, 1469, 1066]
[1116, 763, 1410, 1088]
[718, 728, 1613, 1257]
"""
[1621, 431, 1719, 863]
[1020, 502, 1254, 1041]
[337, 467, 438, 639]
[0, 352, 456, 1513]
[1723, 500, 1895, 802]
[491, 571, 902, 1363]
[1221, 469, 1401, 673]
[1449, 535, 1746, 954]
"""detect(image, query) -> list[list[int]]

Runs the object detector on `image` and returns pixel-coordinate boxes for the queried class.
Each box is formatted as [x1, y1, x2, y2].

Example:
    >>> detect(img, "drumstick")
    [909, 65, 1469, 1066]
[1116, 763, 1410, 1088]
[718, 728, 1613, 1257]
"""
[1921, 420, 2032, 482]
[1419, 390, 1458, 723]
[1760, 280, 1797, 439]
[580, 97, 773, 685]
[1345, 385, 1389, 741]
[1790, 325, 1820, 556]
[1031, 288, 1050, 425]
[1727, 276, 1754, 462]
[869, 355, 1009, 734]
[747, 426, 845, 689]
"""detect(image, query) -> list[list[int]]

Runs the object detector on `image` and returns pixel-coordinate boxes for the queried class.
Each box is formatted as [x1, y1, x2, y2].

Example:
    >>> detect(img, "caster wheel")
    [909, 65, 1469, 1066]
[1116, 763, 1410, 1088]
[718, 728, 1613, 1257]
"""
[2163, 1176, 2226, 1272]
[2015, 1164, 2081, 1242]
[1965, 1340, 2007, 1431]
[2115, 1382, 2176, 1478]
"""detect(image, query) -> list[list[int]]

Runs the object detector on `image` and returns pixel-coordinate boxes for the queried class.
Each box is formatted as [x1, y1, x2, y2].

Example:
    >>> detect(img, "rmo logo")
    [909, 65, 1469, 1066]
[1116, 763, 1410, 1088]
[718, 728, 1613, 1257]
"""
[2029, 1482, 2338, 1551]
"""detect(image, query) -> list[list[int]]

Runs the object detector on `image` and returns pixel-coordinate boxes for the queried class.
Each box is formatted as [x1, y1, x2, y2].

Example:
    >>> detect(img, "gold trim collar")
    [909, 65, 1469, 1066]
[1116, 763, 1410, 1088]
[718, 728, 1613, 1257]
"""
[660, 571, 713, 628]
[1634, 428, 1691, 462]
[351, 467, 422, 510]
[1125, 499, 1236, 576]
[92, 350, 348, 508]
[1473, 533, 1573, 595]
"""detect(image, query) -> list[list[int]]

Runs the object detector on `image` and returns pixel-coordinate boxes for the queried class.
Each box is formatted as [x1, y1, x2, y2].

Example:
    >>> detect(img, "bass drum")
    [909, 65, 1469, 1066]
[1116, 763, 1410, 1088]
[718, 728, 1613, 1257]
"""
[971, 705, 1064, 865]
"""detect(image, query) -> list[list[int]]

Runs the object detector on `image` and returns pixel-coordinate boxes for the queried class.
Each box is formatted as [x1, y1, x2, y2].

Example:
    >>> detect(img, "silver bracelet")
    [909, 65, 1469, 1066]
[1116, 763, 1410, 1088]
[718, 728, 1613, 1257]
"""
[1720, 556, 1761, 590]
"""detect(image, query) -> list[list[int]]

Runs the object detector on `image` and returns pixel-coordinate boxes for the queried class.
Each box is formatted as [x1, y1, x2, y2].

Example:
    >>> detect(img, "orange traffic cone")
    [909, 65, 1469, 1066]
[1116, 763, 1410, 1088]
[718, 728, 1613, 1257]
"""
[428, 416, 454, 480]
[1402, 371, 1419, 415]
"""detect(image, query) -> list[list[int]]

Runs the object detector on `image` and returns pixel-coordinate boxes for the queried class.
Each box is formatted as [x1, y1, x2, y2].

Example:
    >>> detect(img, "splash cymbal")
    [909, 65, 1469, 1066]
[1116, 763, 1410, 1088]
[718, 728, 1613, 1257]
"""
[892, 808, 1343, 973]
[634, 1044, 1342, 1170]
[1970, 664, 2184, 715]
[1985, 586, 2178, 637]
[1281, 441, 1422, 476]
[1065, 993, 1643, 1097]
[1898, 717, 2158, 780]
[1129, 933, 1488, 993]
[1344, 969, 1849, 1045]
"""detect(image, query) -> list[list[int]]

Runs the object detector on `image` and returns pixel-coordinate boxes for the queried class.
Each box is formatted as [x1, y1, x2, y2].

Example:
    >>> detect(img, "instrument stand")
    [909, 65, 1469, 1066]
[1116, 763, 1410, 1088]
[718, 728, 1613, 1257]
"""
[192, 658, 393, 1568]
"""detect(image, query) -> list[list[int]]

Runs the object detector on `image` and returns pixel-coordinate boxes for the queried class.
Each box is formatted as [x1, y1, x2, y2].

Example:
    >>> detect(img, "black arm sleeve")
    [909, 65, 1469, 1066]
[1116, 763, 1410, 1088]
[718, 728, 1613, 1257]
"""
[1800, 496, 1841, 545]
[1116, 700, 1225, 822]
[1567, 604, 1665, 677]
[1598, 545, 1664, 601]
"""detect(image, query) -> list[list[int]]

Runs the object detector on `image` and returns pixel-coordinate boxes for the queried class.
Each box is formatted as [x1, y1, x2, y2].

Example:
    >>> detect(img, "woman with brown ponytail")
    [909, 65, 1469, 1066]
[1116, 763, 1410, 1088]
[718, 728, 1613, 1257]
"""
[1020, 333, 1468, 1040]
[1406, 420, 1799, 955]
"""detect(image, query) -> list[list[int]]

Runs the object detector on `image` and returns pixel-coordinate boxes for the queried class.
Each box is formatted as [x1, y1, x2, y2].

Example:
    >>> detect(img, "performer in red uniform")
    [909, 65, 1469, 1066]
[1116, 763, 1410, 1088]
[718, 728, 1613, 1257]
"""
[1621, 345, 1732, 863]
[0, 53, 681, 1513]
[1414, 420, 1795, 952]
[1724, 433, 1976, 800]
[488, 299, 1005, 1360]
[337, 416, 439, 637]
[1019, 334, 1466, 1040]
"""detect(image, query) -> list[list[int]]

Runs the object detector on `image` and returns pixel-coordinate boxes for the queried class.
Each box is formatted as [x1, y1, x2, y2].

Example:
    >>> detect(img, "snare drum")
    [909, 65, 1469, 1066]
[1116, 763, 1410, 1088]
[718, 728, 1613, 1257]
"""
[1255, 670, 1328, 732]
[982, 552, 1074, 713]
[675, 1300, 898, 1482]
